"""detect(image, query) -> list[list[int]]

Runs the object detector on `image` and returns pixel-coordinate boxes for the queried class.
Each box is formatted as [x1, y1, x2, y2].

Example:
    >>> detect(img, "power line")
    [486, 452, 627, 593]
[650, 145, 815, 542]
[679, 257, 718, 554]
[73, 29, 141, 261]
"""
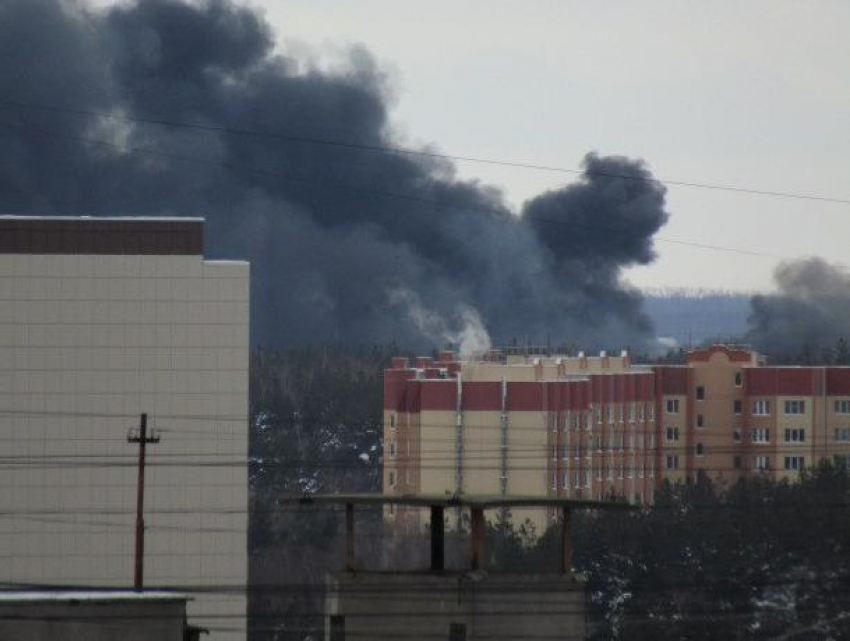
[2, 98, 848, 206]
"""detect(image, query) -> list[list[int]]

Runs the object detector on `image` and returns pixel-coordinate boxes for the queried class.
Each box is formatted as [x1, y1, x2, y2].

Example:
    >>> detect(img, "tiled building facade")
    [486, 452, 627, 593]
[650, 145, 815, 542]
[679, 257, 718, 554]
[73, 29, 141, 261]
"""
[384, 345, 850, 532]
[0, 217, 249, 640]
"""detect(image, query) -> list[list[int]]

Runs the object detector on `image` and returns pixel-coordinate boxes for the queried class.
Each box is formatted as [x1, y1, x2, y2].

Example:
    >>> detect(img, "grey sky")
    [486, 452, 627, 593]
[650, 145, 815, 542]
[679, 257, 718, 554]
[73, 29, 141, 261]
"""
[96, 0, 850, 292]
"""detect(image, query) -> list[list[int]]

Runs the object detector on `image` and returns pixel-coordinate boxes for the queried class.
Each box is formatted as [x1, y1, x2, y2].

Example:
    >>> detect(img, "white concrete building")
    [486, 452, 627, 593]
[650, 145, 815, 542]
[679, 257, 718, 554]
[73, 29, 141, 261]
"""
[0, 216, 249, 640]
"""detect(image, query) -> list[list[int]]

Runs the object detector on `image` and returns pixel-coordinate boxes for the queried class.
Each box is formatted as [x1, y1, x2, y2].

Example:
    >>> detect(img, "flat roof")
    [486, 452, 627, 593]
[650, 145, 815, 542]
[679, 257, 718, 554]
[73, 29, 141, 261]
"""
[0, 216, 205, 256]
[0, 591, 189, 603]
[281, 493, 637, 510]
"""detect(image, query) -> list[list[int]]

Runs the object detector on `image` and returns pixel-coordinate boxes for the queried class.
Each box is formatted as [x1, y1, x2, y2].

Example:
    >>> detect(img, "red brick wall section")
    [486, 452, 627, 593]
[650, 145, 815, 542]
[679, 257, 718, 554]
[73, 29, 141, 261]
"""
[826, 369, 850, 395]
[746, 368, 821, 396]
[420, 380, 458, 411]
[383, 368, 416, 411]
[654, 366, 688, 395]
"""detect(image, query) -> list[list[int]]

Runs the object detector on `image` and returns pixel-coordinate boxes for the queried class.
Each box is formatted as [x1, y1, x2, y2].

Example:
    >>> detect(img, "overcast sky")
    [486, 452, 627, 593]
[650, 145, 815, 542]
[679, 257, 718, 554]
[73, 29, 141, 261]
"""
[97, 0, 850, 293]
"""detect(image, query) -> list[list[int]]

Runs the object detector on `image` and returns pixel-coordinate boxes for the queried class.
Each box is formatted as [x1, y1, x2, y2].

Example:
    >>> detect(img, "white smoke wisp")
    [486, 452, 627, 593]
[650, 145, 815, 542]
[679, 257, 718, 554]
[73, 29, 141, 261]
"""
[388, 288, 492, 359]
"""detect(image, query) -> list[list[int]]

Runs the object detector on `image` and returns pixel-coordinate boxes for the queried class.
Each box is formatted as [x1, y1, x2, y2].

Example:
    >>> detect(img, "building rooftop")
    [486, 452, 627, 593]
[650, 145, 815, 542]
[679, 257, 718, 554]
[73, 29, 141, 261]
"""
[0, 215, 205, 255]
[0, 591, 190, 603]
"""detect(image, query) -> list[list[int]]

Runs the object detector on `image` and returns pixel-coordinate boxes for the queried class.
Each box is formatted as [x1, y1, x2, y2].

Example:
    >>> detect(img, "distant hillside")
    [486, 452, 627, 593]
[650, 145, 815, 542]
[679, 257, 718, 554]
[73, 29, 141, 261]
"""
[642, 288, 753, 347]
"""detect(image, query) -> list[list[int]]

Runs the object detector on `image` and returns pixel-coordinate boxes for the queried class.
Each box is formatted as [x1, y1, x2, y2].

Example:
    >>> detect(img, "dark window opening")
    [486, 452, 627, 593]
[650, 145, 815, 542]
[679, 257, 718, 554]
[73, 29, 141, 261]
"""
[450, 623, 467, 641]
[696, 386, 705, 400]
[330, 615, 345, 641]
[733, 400, 742, 414]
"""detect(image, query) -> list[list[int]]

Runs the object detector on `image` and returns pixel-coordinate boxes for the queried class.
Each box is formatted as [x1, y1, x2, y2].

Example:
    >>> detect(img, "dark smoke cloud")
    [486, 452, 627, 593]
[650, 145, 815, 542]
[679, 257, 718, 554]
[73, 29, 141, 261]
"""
[0, 0, 670, 350]
[747, 258, 850, 357]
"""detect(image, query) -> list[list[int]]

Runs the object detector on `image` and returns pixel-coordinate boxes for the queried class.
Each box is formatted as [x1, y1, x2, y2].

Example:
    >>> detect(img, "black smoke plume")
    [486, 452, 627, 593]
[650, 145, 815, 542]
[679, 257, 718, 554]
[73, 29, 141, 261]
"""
[0, 0, 670, 350]
[747, 258, 850, 358]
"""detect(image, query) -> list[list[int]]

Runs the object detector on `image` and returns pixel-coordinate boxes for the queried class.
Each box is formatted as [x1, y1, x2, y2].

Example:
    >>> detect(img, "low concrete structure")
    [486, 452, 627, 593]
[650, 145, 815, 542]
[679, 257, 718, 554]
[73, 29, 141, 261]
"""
[0, 591, 194, 641]
[282, 495, 624, 641]
[326, 572, 587, 641]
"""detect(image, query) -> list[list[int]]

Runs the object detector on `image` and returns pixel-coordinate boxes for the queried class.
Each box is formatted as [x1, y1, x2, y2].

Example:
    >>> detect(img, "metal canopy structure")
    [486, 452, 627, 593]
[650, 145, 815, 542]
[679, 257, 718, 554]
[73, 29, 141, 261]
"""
[280, 493, 637, 574]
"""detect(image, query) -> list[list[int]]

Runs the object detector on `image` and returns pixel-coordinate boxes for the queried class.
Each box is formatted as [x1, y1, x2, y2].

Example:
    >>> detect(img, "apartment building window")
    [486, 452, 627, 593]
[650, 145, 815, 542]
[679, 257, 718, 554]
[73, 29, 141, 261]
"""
[390, 414, 396, 429]
[784, 456, 805, 471]
[734, 371, 743, 386]
[618, 405, 625, 423]
[552, 445, 558, 460]
[574, 445, 581, 461]
[785, 400, 806, 415]
[695, 443, 705, 457]
[696, 386, 705, 400]
[607, 404, 614, 423]
[835, 428, 850, 442]
[836, 400, 850, 414]
[784, 428, 806, 443]
[666, 399, 680, 413]
[574, 470, 581, 488]
[388, 470, 396, 488]
[834, 455, 850, 469]
[596, 462, 603, 481]
[619, 460, 625, 479]
[585, 469, 592, 489]
[562, 470, 569, 490]
[388, 442, 396, 459]
[648, 433, 655, 449]
[549, 413, 557, 432]
[450, 623, 467, 641]
[561, 444, 569, 460]
[666, 426, 680, 441]
[734, 400, 742, 415]
[607, 459, 614, 480]
[330, 615, 345, 641]
[752, 428, 770, 444]
[552, 470, 558, 490]
[753, 400, 770, 416]
[629, 405, 636, 423]
[696, 414, 705, 428]
[638, 405, 645, 422]
[648, 405, 655, 421]
[585, 411, 593, 430]
[627, 457, 634, 479]
[733, 456, 742, 470]
[733, 429, 742, 442]
[666, 455, 679, 470]
[649, 463, 655, 478]
[754, 455, 770, 471]
[595, 405, 602, 424]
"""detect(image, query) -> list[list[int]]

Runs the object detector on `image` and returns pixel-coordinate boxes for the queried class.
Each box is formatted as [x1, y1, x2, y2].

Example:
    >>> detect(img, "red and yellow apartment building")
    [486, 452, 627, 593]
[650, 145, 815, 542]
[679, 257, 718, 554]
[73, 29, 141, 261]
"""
[383, 345, 850, 532]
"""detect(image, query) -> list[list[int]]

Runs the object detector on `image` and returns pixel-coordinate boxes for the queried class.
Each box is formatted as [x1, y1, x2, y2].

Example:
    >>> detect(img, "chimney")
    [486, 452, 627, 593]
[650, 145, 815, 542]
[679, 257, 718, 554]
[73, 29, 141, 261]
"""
[438, 350, 457, 364]
[391, 357, 409, 370]
[415, 356, 433, 369]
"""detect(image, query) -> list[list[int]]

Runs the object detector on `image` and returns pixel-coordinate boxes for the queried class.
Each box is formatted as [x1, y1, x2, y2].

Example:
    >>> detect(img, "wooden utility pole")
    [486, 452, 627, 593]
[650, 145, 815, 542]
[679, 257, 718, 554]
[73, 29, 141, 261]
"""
[128, 413, 159, 591]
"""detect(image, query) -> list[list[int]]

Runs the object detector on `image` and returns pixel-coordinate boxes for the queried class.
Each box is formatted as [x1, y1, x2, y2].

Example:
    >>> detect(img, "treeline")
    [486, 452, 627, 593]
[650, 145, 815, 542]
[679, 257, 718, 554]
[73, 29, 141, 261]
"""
[490, 465, 850, 639]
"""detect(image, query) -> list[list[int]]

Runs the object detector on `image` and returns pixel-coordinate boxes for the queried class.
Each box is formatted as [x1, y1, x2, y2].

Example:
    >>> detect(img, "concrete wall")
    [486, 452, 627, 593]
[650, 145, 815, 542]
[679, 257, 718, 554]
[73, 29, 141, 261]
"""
[0, 252, 249, 639]
[326, 572, 587, 641]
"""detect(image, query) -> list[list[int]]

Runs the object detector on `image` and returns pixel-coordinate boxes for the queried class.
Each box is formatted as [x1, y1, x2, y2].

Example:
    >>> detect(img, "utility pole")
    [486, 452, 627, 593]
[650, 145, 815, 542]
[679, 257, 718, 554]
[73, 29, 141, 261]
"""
[128, 413, 159, 591]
